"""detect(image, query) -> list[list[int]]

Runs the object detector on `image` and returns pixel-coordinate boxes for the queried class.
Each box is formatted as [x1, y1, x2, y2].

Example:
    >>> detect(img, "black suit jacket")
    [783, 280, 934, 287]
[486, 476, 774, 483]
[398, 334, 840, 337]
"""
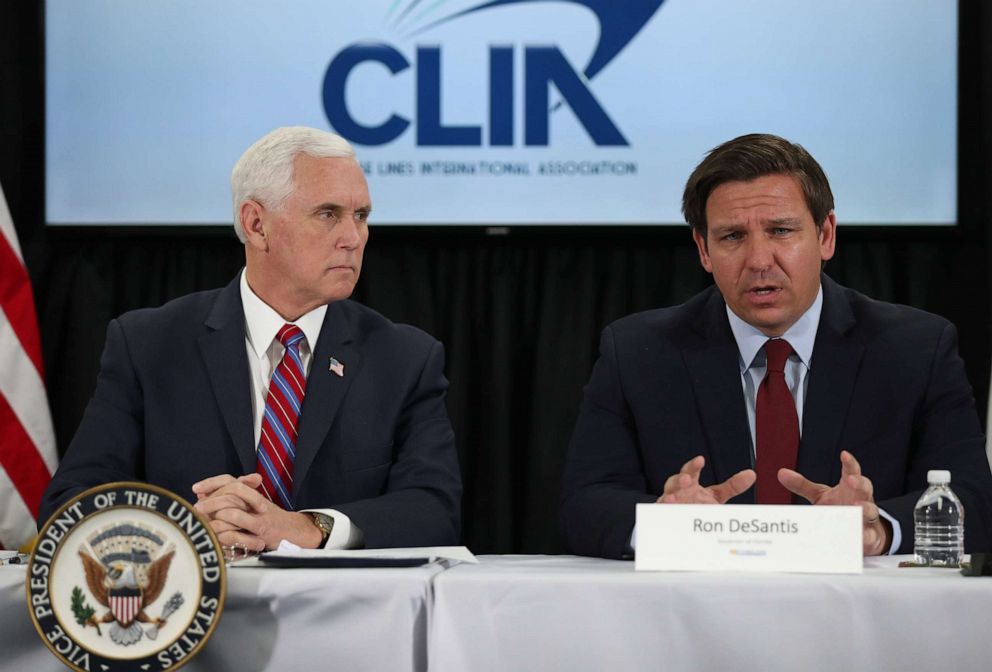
[561, 275, 992, 559]
[40, 276, 462, 548]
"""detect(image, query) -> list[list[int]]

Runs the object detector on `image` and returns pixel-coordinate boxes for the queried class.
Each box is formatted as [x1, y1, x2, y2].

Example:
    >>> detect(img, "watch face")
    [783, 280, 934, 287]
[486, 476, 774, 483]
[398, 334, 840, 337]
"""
[313, 514, 333, 534]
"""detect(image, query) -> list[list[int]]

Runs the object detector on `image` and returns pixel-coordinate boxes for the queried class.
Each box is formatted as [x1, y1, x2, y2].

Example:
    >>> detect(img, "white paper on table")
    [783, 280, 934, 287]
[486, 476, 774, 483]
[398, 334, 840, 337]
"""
[231, 544, 478, 567]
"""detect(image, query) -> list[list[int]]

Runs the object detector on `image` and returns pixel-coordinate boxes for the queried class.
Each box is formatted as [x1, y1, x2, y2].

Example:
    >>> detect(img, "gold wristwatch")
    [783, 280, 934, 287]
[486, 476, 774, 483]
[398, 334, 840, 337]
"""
[310, 512, 334, 548]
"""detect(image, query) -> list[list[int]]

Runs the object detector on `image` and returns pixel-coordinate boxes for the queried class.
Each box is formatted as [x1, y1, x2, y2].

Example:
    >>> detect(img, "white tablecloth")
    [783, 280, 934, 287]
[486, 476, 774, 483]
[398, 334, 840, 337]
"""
[1, 562, 442, 671]
[429, 555, 992, 672]
[7, 555, 992, 672]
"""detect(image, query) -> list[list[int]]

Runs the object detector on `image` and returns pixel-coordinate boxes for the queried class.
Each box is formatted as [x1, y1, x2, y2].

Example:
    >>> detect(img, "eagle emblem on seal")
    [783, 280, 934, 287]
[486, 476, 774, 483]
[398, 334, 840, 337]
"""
[74, 523, 184, 646]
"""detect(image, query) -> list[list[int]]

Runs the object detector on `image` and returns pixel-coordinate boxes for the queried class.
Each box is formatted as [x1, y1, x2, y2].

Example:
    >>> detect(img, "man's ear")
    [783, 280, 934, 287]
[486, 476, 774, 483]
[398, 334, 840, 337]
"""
[240, 200, 268, 251]
[818, 211, 837, 262]
[692, 228, 713, 273]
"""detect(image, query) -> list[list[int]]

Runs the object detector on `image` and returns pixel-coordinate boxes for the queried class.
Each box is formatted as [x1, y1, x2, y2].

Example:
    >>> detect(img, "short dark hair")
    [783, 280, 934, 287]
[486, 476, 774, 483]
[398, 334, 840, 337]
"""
[681, 133, 834, 237]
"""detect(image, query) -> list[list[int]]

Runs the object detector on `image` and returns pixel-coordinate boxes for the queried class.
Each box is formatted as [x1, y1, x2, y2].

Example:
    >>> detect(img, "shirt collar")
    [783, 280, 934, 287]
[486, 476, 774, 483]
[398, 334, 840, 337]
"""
[726, 285, 823, 372]
[240, 269, 327, 358]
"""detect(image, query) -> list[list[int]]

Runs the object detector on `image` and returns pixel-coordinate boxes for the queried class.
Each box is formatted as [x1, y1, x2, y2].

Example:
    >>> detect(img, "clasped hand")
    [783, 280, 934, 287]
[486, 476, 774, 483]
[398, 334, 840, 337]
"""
[190, 474, 322, 551]
[658, 450, 891, 555]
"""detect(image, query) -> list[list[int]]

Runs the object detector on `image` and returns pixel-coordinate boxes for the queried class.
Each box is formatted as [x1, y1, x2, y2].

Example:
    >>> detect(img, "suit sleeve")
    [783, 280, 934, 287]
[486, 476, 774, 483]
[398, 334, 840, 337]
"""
[877, 323, 992, 553]
[332, 340, 462, 548]
[560, 326, 658, 559]
[38, 319, 145, 524]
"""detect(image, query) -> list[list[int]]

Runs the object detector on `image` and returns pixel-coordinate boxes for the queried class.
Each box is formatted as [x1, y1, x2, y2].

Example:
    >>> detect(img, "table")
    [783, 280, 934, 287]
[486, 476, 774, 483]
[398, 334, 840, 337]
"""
[2, 562, 441, 671]
[6, 555, 992, 671]
[429, 555, 992, 672]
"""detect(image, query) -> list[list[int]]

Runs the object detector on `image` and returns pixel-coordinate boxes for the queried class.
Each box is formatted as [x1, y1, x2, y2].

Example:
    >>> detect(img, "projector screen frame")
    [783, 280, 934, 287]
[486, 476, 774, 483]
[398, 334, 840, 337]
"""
[38, 0, 979, 241]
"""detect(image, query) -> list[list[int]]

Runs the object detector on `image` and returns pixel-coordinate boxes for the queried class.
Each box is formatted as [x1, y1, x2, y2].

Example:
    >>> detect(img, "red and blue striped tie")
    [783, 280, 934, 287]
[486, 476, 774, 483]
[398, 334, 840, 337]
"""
[256, 324, 306, 509]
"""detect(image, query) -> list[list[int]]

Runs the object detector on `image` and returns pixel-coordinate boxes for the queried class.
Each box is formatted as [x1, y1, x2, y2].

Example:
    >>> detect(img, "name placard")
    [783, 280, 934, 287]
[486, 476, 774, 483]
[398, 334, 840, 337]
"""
[634, 504, 862, 574]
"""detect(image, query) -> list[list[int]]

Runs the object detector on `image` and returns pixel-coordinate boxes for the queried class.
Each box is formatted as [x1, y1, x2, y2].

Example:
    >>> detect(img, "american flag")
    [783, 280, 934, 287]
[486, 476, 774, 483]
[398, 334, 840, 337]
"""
[328, 357, 344, 377]
[0, 182, 57, 550]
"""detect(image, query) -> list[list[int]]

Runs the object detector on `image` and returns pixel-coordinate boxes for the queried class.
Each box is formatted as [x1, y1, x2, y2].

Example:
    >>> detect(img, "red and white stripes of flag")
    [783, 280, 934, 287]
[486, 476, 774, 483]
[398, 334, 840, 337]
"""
[0, 182, 57, 549]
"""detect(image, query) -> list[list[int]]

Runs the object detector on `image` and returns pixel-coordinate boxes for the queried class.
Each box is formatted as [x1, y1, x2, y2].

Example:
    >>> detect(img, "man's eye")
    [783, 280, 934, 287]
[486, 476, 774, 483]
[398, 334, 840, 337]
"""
[320, 210, 339, 221]
[772, 227, 793, 235]
[356, 211, 370, 223]
[722, 232, 742, 241]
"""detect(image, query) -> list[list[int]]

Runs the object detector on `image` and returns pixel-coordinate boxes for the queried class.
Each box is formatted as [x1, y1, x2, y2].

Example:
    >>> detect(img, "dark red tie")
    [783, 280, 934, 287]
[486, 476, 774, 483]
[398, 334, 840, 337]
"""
[755, 339, 799, 504]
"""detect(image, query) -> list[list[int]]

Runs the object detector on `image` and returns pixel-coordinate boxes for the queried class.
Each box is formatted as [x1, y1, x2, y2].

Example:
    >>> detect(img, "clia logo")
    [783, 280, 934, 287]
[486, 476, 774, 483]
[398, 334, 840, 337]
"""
[323, 0, 666, 147]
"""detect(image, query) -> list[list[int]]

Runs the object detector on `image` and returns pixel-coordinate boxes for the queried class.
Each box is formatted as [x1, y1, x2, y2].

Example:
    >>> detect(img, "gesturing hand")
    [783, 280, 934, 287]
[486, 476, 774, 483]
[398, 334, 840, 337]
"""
[657, 456, 756, 505]
[778, 450, 891, 556]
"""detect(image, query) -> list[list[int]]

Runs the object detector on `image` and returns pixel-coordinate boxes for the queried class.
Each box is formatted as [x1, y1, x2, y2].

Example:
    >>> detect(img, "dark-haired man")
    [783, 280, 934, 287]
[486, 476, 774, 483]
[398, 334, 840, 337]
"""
[561, 133, 992, 559]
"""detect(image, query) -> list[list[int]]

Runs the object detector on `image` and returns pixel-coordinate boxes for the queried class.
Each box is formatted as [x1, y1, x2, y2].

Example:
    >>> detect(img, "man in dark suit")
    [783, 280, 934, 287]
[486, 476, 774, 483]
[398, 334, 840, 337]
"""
[561, 133, 992, 560]
[40, 127, 461, 551]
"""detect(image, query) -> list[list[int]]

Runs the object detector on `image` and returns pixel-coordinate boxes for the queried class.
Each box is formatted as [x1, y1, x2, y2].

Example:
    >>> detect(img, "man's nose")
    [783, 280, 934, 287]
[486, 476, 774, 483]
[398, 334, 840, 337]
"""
[744, 235, 774, 271]
[337, 214, 364, 249]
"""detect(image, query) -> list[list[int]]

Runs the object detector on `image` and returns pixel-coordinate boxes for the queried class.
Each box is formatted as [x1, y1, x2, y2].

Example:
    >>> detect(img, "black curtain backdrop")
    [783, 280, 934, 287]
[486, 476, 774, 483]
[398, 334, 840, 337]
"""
[3, 2, 991, 554]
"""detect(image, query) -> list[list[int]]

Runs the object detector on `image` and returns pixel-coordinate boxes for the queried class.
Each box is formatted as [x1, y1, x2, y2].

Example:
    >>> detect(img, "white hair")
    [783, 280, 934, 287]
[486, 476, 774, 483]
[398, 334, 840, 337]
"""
[230, 126, 356, 242]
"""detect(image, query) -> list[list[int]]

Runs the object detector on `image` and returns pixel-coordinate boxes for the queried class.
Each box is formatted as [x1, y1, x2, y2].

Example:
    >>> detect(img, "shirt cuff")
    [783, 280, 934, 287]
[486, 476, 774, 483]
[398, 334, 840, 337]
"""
[878, 507, 902, 555]
[300, 508, 365, 549]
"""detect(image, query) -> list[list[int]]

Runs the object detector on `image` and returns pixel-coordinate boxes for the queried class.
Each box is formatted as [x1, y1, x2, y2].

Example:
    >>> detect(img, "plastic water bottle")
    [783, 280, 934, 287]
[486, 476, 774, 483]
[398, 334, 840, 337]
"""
[913, 470, 964, 567]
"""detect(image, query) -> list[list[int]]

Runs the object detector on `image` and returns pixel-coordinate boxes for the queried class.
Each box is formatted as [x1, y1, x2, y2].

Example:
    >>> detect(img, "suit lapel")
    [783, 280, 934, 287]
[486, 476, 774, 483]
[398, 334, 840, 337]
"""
[796, 276, 864, 486]
[291, 301, 363, 498]
[198, 278, 256, 474]
[683, 289, 754, 500]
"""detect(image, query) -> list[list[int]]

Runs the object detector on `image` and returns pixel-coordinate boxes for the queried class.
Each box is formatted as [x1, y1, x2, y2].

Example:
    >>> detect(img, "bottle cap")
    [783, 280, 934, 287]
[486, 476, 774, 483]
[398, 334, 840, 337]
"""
[927, 469, 951, 484]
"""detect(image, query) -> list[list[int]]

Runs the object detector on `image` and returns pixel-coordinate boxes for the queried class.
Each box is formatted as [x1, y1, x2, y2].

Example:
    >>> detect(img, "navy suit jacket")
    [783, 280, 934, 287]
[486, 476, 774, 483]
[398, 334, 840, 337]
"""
[561, 275, 992, 559]
[40, 276, 462, 548]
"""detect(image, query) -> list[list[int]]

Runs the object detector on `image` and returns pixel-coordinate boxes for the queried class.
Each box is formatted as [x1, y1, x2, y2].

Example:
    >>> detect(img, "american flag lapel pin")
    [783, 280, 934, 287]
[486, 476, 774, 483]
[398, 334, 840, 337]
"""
[328, 357, 345, 377]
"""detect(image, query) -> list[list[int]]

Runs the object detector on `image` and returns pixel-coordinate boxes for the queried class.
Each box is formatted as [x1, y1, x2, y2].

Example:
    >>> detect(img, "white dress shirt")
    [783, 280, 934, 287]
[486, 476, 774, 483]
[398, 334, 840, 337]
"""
[240, 270, 362, 549]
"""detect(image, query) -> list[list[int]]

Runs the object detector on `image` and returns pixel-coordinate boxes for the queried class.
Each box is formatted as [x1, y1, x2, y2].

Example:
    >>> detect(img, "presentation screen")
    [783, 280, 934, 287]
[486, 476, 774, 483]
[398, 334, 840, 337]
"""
[46, 1, 957, 226]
